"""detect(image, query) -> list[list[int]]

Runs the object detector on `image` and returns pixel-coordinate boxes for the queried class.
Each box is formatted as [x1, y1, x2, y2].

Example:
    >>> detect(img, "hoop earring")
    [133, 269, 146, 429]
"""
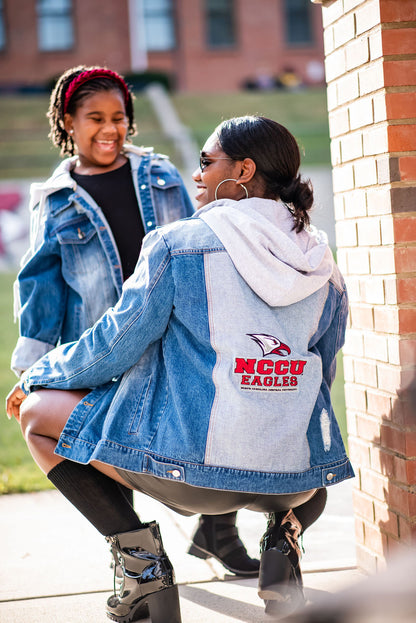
[215, 179, 249, 201]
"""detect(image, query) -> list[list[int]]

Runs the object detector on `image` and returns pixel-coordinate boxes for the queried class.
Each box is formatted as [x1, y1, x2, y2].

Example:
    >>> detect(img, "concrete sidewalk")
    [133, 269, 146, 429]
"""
[0, 479, 363, 622]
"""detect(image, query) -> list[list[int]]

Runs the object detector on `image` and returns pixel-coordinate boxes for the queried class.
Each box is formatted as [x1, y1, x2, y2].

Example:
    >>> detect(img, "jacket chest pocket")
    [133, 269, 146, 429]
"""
[150, 171, 184, 224]
[56, 218, 108, 280]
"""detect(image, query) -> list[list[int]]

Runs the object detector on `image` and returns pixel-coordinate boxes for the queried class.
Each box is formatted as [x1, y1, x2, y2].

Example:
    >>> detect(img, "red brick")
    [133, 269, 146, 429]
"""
[373, 499, 399, 538]
[393, 216, 416, 242]
[344, 189, 368, 217]
[341, 132, 363, 162]
[345, 385, 367, 412]
[366, 187, 391, 216]
[398, 157, 416, 182]
[387, 124, 416, 152]
[349, 97, 374, 130]
[346, 35, 370, 71]
[332, 163, 355, 192]
[364, 522, 387, 555]
[353, 487, 374, 521]
[337, 71, 360, 105]
[384, 60, 416, 88]
[350, 439, 371, 468]
[388, 484, 416, 516]
[374, 306, 399, 334]
[354, 517, 365, 544]
[381, 423, 406, 454]
[359, 61, 384, 96]
[395, 456, 416, 485]
[357, 414, 381, 443]
[334, 13, 356, 48]
[394, 247, 416, 273]
[347, 247, 371, 274]
[398, 339, 416, 366]
[361, 276, 385, 304]
[325, 48, 346, 82]
[366, 389, 392, 419]
[363, 125, 389, 156]
[370, 446, 394, 478]
[363, 332, 388, 361]
[356, 0, 380, 36]
[357, 217, 381, 246]
[361, 468, 388, 502]
[382, 28, 416, 55]
[398, 516, 416, 544]
[351, 305, 374, 331]
[355, 359, 378, 388]
[397, 278, 416, 304]
[335, 219, 358, 246]
[377, 363, 403, 395]
[398, 309, 416, 335]
[370, 247, 396, 275]
[380, 0, 416, 23]
[391, 397, 416, 429]
[344, 329, 364, 357]
[385, 92, 416, 120]
[405, 432, 416, 457]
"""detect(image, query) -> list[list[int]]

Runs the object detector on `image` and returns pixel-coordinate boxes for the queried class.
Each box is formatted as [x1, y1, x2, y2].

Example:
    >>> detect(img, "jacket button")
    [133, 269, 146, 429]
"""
[326, 472, 335, 481]
[157, 178, 166, 186]
[147, 220, 153, 227]
[140, 184, 146, 190]
[171, 470, 181, 478]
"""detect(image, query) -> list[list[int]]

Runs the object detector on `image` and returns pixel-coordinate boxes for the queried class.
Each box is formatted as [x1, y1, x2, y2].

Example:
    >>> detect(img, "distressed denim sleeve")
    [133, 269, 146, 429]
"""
[21, 230, 174, 392]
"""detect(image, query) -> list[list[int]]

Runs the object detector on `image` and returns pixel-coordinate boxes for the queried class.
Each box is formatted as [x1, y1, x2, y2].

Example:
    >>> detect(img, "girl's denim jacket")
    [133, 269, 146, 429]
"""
[11, 145, 194, 376]
[21, 199, 354, 495]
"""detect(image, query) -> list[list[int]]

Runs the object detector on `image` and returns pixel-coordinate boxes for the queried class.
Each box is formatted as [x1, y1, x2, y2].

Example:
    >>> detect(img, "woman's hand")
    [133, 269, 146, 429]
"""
[6, 383, 27, 422]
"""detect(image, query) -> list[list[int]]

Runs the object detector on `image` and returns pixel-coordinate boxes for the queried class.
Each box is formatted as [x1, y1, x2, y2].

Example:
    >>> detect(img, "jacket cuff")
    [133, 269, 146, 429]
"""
[11, 336, 55, 377]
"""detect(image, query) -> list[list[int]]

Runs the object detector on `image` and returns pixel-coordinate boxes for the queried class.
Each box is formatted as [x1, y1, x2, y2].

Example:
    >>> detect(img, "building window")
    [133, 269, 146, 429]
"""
[143, 0, 175, 51]
[0, 0, 5, 51]
[284, 0, 313, 46]
[37, 0, 74, 52]
[206, 0, 236, 49]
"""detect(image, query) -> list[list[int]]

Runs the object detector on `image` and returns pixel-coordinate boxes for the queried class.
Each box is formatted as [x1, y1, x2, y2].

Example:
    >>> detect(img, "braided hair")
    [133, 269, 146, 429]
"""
[216, 116, 314, 232]
[47, 65, 136, 157]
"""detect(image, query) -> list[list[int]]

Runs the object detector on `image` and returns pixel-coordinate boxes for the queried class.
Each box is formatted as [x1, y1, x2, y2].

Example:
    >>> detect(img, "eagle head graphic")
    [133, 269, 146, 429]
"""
[248, 333, 291, 357]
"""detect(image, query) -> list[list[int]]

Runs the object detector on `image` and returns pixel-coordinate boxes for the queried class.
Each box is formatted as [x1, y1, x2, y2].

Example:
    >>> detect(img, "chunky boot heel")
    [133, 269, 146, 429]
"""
[188, 513, 259, 576]
[106, 521, 181, 623]
[258, 548, 292, 599]
[147, 584, 181, 623]
[187, 542, 209, 560]
[258, 510, 305, 615]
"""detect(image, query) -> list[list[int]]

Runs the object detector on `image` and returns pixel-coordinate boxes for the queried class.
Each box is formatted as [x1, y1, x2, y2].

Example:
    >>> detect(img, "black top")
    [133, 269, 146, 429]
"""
[71, 160, 145, 280]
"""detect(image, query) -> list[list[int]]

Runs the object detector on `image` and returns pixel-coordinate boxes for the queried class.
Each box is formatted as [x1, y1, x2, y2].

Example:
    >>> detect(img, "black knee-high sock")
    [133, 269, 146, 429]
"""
[292, 488, 327, 531]
[273, 488, 328, 533]
[48, 460, 143, 536]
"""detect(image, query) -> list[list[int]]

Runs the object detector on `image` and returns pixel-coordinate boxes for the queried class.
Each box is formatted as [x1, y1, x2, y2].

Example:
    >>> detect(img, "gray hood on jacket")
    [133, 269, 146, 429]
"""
[196, 197, 334, 307]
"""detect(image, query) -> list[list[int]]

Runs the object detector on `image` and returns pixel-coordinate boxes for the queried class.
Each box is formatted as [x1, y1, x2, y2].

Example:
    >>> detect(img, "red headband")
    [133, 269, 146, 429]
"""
[63, 69, 130, 114]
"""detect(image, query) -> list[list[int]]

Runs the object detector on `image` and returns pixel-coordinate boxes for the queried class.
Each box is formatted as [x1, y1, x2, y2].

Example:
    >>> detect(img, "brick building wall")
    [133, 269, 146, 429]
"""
[318, 0, 416, 572]
[0, 0, 325, 92]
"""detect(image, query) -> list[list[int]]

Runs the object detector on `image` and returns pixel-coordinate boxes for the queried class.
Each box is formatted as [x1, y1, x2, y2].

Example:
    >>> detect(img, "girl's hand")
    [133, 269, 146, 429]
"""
[6, 383, 27, 422]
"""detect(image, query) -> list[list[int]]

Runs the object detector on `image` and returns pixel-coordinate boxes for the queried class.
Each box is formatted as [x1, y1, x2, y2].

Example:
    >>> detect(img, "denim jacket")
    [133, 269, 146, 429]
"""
[11, 145, 194, 375]
[21, 198, 354, 495]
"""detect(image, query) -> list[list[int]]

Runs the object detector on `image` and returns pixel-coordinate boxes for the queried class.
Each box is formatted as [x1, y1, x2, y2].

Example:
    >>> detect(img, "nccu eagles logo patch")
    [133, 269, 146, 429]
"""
[233, 333, 306, 391]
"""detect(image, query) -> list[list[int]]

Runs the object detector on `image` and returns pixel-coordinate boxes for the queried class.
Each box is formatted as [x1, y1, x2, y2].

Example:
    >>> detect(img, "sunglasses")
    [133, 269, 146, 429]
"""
[199, 155, 233, 171]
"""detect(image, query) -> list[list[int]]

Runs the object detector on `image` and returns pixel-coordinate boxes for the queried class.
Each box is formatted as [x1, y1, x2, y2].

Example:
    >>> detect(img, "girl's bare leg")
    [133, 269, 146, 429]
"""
[19, 388, 133, 487]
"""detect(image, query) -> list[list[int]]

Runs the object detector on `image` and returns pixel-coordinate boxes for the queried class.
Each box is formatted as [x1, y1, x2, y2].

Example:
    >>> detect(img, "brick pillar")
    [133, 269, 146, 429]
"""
[315, 0, 416, 572]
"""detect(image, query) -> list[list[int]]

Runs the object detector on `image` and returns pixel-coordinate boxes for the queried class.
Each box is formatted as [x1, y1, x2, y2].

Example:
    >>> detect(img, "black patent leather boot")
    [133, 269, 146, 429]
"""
[258, 509, 305, 616]
[188, 512, 259, 576]
[106, 521, 181, 623]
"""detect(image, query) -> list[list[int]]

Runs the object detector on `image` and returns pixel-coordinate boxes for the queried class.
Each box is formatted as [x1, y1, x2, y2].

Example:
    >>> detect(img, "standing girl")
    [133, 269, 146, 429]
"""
[10, 65, 258, 576]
